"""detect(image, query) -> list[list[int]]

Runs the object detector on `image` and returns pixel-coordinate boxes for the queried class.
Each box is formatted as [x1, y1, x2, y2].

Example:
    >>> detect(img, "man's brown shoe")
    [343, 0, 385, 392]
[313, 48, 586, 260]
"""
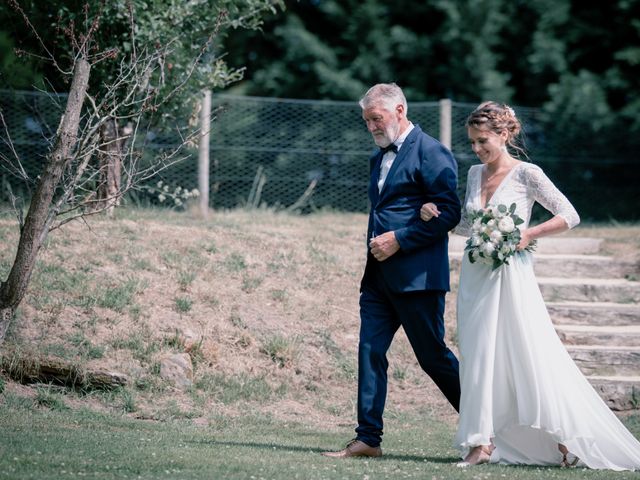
[322, 439, 382, 458]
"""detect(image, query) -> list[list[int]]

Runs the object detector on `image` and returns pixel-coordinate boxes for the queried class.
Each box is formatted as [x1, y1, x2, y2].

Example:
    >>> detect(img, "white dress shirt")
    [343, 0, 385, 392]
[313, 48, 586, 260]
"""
[377, 123, 414, 192]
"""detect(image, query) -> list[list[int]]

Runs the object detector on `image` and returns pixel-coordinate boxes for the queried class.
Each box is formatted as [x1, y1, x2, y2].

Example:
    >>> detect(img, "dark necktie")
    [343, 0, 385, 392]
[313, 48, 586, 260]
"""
[380, 143, 398, 155]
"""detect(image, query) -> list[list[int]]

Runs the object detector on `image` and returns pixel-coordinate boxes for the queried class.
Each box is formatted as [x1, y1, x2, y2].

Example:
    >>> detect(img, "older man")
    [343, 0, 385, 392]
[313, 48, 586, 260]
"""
[323, 83, 461, 458]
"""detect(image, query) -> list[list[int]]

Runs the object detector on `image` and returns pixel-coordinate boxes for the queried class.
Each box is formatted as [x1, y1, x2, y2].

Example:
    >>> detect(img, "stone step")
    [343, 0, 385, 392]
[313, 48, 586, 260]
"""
[589, 376, 640, 411]
[531, 254, 637, 279]
[547, 301, 640, 326]
[538, 277, 640, 303]
[449, 253, 638, 279]
[568, 346, 640, 377]
[449, 234, 603, 255]
[556, 325, 640, 346]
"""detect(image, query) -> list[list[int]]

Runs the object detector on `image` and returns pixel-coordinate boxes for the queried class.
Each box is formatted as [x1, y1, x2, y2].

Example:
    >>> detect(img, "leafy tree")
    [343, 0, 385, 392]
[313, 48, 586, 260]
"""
[222, 0, 640, 150]
[0, 31, 43, 89]
[0, 0, 283, 344]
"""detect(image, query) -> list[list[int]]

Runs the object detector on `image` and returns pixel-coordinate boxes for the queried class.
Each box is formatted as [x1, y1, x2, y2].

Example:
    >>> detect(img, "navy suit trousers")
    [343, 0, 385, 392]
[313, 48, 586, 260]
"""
[356, 261, 461, 447]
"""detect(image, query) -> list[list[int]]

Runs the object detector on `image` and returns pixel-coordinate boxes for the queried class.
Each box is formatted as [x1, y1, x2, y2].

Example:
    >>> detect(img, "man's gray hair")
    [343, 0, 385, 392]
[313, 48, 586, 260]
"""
[359, 83, 408, 115]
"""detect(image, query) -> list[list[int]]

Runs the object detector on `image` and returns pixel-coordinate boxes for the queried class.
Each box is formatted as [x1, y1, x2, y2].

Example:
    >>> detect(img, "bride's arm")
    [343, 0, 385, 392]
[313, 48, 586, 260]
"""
[518, 215, 570, 250]
[519, 164, 580, 249]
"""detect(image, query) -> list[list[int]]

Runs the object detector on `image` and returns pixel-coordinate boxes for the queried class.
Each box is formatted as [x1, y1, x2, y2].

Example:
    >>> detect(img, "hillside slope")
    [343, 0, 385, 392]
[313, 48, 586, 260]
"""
[0, 209, 460, 427]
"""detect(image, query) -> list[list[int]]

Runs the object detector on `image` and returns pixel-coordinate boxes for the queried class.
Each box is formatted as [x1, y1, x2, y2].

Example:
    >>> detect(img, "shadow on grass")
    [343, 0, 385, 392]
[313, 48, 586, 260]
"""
[189, 439, 459, 464]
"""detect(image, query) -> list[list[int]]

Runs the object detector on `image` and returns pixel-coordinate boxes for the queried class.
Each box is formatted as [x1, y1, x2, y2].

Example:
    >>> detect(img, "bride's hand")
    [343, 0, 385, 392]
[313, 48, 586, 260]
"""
[517, 229, 534, 250]
[420, 202, 440, 222]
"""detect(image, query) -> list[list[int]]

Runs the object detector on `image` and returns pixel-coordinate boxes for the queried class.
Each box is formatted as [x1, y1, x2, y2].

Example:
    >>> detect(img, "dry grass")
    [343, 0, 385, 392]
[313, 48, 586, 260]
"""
[0, 208, 459, 427]
[0, 209, 638, 428]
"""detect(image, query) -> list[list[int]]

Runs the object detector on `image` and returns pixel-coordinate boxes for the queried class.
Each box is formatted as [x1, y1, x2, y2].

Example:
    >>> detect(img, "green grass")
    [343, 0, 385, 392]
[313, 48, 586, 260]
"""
[69, 332, 105, 359]
[194, 372, 279, 404]
[177, 270, 197, 290]
[260, 334, 299, 368]
[241, 274, 263, 293]
[174, 296, 193, 313]
[34, 385, 68, 411]
[223, 252, 247, 272]
[109, 330, 160, 363]
[1, 396, 639, 480]
[98, 278, 141, 312]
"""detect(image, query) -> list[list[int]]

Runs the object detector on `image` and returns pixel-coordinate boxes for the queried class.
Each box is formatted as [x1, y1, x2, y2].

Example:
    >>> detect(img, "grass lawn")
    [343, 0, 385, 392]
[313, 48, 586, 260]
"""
[2, 395, 640, 480]
[1, 211, 639, 479]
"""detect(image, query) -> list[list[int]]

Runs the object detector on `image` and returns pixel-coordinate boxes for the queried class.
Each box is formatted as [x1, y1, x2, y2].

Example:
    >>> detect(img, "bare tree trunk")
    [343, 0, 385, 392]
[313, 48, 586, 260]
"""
[0, 58, 91, 344]
[95, 117, 122, 217]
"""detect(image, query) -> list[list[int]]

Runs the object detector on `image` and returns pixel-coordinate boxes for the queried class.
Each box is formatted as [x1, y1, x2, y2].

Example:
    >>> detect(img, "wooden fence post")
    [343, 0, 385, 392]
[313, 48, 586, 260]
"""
[198, 89, 211, 218]
[439, 98, 452, 150]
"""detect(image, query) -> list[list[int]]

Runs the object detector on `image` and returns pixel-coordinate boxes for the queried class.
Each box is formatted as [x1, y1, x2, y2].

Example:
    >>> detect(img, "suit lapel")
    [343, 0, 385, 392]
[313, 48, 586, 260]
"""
[369, 154, 382, 205]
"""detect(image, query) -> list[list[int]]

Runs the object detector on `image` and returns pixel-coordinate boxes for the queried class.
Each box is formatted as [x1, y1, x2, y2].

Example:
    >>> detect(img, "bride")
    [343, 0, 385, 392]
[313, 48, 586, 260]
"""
[421, 101, 640, 470]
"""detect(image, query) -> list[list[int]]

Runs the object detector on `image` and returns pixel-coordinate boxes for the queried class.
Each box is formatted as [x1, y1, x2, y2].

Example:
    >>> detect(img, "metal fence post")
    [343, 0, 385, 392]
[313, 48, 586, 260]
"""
[198, 89, 211, 218]
[439, 98, 452, 150]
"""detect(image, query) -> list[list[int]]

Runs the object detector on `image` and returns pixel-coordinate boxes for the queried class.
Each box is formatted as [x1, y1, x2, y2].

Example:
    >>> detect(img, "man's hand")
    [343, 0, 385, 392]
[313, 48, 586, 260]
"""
[370, 231, 400, 261]
[420, 202, 440, 222]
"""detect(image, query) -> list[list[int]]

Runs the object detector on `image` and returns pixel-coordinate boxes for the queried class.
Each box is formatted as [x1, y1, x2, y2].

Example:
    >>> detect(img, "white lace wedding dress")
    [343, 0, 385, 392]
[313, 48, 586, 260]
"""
[454, 162, 640, 470]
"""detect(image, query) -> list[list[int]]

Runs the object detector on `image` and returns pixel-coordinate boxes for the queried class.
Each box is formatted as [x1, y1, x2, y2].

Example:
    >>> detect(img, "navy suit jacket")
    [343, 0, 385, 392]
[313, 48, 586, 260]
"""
[364, 124, 461, 293]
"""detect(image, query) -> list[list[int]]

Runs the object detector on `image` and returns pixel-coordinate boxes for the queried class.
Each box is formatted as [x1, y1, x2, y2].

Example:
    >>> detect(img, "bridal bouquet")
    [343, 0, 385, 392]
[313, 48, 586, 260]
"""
[465, 203, 536, 270]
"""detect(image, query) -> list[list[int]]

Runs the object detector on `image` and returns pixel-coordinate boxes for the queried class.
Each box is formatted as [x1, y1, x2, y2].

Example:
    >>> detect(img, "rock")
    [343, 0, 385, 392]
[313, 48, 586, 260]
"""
[590, 378, 640, 411]
[159, 353, 193, 389]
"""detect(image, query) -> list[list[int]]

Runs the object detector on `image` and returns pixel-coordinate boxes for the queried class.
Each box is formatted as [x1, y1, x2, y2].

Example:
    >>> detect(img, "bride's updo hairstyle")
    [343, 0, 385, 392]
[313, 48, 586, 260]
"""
[466, 101, 527, 159]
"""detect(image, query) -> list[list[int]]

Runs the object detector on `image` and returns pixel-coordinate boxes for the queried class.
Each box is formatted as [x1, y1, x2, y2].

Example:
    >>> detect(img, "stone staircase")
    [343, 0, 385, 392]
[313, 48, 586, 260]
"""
[449, 234, 640, 411]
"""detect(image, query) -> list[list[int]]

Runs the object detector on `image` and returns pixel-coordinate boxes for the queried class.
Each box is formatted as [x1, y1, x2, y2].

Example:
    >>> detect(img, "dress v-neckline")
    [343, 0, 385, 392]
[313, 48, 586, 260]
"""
[478, 162, 521, 208]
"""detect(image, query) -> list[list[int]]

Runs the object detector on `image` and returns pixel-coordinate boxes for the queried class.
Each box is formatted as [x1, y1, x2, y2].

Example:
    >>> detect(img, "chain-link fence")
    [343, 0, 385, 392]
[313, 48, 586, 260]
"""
[1, 90, 638, 221]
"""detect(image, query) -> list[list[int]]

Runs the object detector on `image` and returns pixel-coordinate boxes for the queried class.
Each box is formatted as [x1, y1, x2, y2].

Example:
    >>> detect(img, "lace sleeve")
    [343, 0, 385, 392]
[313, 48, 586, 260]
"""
[524, 164, 580, 229]
[453, 166, 478, 237]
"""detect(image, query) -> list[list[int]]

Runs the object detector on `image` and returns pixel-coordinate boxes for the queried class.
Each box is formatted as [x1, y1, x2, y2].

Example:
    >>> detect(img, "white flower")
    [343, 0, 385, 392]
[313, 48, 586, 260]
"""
[500, 244, 513, 256]
[158, 194, 166, 203]
[498, 216, 515, 233]
[481, 241, 495, 256]
[490, 230, 503, 243]
[464, 203, 536, 270]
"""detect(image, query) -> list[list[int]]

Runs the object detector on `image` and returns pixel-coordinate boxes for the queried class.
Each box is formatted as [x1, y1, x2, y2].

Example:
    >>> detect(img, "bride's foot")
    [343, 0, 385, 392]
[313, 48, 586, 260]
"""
[456, 445, 493, 467]
[558, 443, 579, 468]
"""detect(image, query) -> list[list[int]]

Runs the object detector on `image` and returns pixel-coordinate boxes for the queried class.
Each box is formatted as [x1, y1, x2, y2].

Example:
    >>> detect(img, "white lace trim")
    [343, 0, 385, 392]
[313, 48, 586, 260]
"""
[518, 163, 580, 229]
[453, 162, 580, 236]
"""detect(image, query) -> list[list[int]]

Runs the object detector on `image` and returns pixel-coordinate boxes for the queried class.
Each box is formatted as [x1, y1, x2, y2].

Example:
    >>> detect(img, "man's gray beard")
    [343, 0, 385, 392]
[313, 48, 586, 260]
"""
[374, 122, 400, 147]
